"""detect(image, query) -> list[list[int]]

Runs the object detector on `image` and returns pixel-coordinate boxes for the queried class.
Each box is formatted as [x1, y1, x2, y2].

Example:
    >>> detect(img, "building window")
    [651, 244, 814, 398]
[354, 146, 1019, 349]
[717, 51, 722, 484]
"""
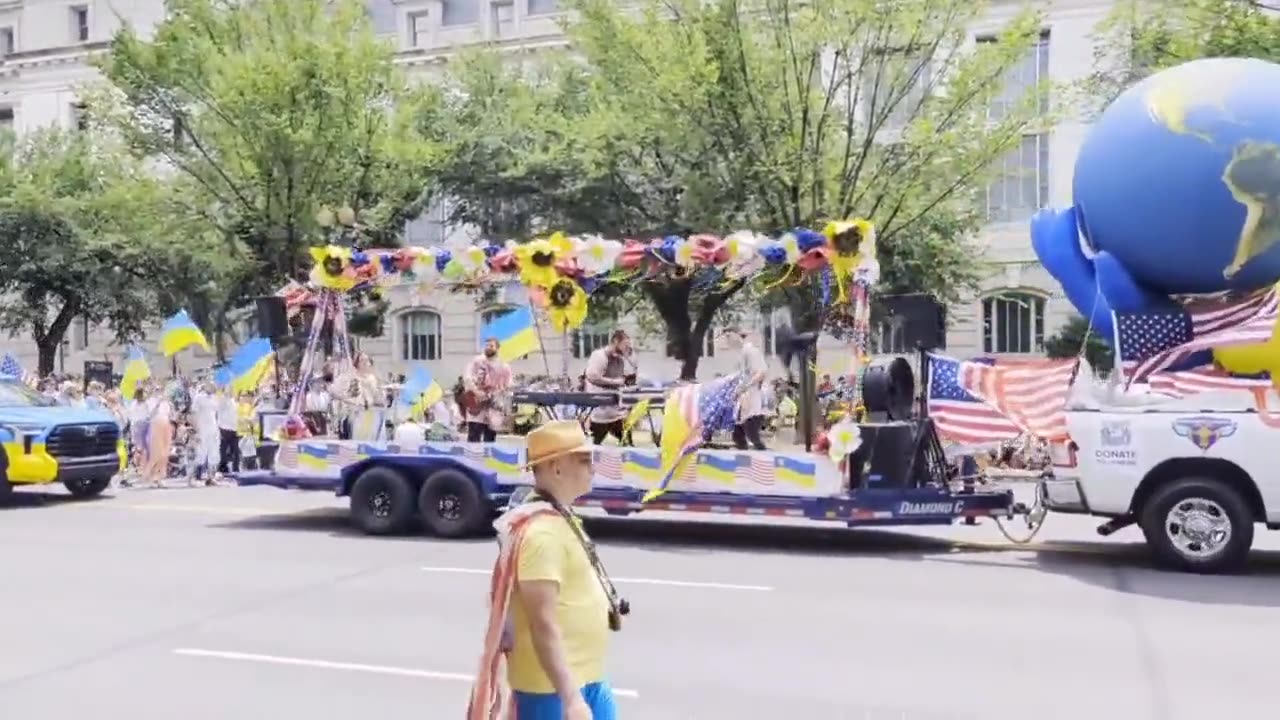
[70, 103, 89, 132]
[73, 317, 90, 351]
[760, 308, 781, 356]
[0, 107, 13, 133]
[0, 27, 14, 56]
[572, 325, 610, 360]
[981, 30, 1050, 121]
[407, 197, 451, 246]
[986, 133, 1048, 223]
[862, 48, 931, 130]
[408, 11, 429, 47]
[982, 293, 1045, 354]
[478, 305, 518, 350]
[527, 0, 558, 15]
[399, 310, 442, 361]
[491, 0, 513, 38]
[71, 6, 90, 43]
[872, 317, 911, 354]
[441, 0, 479, 27]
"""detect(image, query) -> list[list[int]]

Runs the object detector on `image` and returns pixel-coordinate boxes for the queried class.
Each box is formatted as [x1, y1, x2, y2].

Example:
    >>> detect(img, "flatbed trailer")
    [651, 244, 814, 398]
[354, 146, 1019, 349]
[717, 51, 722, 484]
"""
[236, 418, 1023, 537]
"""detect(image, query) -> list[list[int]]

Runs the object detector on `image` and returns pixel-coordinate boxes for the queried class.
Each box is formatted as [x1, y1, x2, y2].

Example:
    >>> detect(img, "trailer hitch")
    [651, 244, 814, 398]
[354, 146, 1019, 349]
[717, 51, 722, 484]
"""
[992, 481, 1049, 544]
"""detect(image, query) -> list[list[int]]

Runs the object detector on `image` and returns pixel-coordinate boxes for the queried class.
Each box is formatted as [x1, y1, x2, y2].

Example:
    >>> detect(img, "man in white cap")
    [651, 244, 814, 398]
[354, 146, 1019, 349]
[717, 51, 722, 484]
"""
[469, 420, 622, 720]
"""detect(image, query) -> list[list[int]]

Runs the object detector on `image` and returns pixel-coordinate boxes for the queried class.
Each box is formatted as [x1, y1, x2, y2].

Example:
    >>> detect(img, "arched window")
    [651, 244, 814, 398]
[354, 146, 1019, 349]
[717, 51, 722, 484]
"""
[478, 305, 518, 351]
[572, 323, 610, 360]
[982, 292, 1045, 354]
[399, 310, 442, 361]
[760, 308, 780, 356]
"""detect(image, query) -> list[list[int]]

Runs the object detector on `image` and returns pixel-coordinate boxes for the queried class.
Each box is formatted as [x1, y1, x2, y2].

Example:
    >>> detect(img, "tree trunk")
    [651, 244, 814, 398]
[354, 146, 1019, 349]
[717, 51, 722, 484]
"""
[36, 340, 59, 377]
[33, 302, 79, 377]
[645, 277, 747, 382]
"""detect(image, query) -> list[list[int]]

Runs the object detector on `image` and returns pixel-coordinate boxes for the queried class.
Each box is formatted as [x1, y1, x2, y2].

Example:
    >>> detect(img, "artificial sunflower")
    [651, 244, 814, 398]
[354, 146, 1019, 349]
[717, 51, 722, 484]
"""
[821, 218, 877, 303]
[308, 245, 356, 291]
[546, 278, 588, 331]
[516, 232, 574, 289]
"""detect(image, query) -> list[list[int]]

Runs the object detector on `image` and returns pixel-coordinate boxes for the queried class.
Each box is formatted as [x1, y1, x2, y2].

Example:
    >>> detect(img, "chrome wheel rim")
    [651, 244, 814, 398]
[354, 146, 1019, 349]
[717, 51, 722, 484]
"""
[1165, 497, 1231, 559]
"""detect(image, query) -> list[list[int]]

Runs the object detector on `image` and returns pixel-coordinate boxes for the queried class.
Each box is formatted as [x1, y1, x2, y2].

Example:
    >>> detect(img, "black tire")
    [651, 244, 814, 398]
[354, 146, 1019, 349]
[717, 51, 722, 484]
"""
[418, 468, 488, 538]
[350, 466, 418, 536]
[64, 475, 112, 499]
[1139, 477, 1255, 574]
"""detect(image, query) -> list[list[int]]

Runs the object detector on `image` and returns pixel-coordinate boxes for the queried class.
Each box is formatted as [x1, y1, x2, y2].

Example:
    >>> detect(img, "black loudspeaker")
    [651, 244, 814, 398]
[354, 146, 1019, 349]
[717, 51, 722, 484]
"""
[861, 357, 915, 421]
[847, 422, 922, 490]
[254, 296, 290, 341]
[83, 360, 112, 388]
[877, 294, 945, 351]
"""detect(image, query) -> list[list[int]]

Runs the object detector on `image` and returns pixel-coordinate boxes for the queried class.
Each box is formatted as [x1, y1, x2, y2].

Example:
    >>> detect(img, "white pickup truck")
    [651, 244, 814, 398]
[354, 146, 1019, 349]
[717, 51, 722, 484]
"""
[1045, 384, 1280, 574]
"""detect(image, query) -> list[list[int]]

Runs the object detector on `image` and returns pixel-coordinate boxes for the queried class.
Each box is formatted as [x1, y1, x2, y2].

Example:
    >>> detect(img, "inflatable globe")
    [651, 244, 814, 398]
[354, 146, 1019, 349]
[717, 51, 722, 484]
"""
[1073, 57, 1280, 295]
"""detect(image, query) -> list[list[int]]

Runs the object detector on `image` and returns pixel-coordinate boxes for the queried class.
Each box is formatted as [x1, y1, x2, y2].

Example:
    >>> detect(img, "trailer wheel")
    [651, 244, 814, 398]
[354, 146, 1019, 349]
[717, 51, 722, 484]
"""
[418, 468, 488, 538]
[350, 466, 417, 536]
[64, 475, 112, 499]
[1139, 476, 1254, 574]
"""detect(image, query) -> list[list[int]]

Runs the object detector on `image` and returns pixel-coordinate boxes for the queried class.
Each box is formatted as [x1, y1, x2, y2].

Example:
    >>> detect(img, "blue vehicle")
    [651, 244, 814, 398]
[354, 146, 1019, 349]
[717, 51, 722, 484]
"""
[0, 378, 125, 500]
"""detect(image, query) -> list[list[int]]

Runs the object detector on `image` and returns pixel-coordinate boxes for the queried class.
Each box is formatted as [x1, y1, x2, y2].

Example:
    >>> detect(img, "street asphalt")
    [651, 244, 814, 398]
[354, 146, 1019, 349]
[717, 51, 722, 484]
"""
[2, 483, 1279, 720]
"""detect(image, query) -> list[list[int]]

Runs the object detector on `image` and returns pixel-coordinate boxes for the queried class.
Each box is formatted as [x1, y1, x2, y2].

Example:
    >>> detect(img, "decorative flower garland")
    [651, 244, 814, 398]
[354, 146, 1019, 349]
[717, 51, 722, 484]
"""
[306, 221, 879, 332]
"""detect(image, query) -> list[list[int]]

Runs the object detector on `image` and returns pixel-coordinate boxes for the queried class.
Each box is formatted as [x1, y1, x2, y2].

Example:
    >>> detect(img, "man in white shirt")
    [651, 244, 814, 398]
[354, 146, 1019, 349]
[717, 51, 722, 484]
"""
[723, 327, 769, 450]
[584, 329, 634, 444]
[191, 381, 222, 484]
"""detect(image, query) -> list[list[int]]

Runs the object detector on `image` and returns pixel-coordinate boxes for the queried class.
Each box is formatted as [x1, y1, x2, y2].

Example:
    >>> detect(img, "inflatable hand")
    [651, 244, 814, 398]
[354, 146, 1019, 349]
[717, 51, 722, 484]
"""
[1031, 206, 1178, 340]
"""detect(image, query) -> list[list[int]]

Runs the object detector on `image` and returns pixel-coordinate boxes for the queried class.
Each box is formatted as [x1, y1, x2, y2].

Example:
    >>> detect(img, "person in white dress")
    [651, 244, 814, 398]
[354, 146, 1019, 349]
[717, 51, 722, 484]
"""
[723, 327, 769, 450]
[332, 353, 386, 441]
[190, 380, 222, 485]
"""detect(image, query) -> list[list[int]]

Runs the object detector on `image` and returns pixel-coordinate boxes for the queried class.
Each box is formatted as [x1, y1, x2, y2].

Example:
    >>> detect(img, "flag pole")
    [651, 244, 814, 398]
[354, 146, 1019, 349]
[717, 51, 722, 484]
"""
[527, 300, 554, 379]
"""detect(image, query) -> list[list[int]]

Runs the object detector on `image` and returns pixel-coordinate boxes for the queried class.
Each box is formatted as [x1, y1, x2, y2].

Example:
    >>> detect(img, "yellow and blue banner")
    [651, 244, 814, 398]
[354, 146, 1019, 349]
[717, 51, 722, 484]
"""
[480, 306, 540, 362]
[119, 345, 150, 398]
[159, 310, 210, 357]
[215, 337, 273, 394]
[399, 364, 443, 420]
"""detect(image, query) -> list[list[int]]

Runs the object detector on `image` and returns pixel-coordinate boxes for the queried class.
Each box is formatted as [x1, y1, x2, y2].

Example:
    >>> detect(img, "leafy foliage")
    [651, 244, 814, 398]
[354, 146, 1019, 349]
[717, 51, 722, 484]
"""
[0, 128, 226, 374]
[437, 0, 1051, 377]
[1044, 313, 1113, 370]
[95, 0, 441, 338]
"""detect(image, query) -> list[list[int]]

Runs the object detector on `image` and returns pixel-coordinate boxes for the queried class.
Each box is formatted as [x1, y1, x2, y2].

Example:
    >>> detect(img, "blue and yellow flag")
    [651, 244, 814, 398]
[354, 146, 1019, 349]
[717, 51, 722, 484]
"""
[159, 310, 210, 357]
[481, 306, 540, 362]
[399, 364, 443, 420]
[645, 374, 743, 502]
[216, 337, 273, 394]
[119, 345, 151, 398]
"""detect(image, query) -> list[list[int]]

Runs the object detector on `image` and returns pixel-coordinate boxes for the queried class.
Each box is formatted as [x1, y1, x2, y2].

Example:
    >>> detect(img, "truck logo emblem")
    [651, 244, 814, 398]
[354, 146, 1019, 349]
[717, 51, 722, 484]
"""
[1172, 416, 1236, 451]
[1101, 422, 1130, 447]
[82, 425, 97, 437]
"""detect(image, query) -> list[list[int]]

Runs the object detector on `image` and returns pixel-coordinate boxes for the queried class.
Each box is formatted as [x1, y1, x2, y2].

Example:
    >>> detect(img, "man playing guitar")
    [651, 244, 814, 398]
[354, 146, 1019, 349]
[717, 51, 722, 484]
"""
[462, 337, 513, 442]
[584, 329, 636, 444]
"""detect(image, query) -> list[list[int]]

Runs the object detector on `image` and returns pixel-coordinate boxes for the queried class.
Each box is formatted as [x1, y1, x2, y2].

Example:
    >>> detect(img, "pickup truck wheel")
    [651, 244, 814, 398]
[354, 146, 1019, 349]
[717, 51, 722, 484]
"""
[350, 467, 417, 536]
[64, 475, 111, 499]
[1139, 477, 1254, 574]
[418, 469, 487, 538]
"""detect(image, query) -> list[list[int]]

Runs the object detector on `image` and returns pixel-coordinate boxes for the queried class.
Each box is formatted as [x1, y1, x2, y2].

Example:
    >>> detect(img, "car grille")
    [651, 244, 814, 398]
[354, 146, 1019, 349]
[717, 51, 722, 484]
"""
[46, 423, 120, 458]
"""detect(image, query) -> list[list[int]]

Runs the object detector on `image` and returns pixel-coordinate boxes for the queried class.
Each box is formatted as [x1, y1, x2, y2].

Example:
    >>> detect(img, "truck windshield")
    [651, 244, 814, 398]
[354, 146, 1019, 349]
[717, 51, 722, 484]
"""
[0, 379, 57, 407]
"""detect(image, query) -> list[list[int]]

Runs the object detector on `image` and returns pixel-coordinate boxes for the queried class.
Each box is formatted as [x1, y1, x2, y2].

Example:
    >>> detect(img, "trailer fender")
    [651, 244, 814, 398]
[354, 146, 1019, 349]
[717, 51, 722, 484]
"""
[339, 455, 499, 498]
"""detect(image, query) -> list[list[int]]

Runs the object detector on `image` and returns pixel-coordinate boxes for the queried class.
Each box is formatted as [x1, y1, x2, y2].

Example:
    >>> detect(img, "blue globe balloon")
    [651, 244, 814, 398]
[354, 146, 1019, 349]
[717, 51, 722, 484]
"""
[1073, 57, 1280, 295]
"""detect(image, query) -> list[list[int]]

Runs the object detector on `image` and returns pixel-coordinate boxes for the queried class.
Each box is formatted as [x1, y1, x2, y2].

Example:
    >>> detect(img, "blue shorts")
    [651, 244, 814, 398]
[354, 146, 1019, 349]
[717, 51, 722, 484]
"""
[513, 681, 617, 719]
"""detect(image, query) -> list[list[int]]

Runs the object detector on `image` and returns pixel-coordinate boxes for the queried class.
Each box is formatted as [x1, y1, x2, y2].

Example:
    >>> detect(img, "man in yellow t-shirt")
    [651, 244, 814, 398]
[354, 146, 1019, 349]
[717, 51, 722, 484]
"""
[507, 420, 617, 720]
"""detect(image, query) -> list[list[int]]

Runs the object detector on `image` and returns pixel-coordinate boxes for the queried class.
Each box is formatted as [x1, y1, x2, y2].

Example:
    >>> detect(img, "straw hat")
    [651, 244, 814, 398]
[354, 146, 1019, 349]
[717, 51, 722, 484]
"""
[525, 420, 593, 470]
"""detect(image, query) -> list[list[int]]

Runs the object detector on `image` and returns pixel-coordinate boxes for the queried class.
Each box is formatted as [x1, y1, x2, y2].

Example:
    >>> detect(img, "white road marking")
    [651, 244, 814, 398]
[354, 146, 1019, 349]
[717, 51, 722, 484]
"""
[172, 648, 639, 698]
[420, 566, 773, 592]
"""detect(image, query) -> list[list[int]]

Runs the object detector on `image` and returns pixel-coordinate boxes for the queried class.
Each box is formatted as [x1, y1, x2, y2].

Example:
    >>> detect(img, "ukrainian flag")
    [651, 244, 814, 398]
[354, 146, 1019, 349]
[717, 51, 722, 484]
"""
[774, 455, 817, 488]
[216, 337, 273, 394]
[695, 454, 741, 485]
[119, 345, 151, 398]
[481, 306, 540, 362]
[399, 365, 443, 420]
[159, 310, 210, 357]
[623, 450, 663, 484]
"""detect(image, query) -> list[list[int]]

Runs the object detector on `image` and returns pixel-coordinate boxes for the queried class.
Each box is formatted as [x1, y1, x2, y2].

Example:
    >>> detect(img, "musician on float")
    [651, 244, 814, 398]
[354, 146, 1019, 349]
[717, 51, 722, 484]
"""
[723, 327, 769, 450]
[463, 336, 513, 443]
[584, 329, 635, 445]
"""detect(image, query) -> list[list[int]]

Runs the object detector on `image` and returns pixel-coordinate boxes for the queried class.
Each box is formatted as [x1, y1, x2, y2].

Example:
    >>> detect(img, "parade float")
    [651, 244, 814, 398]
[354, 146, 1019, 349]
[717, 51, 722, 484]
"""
[237, 216, 1032, 539]
[1032, 58, 1280, 573]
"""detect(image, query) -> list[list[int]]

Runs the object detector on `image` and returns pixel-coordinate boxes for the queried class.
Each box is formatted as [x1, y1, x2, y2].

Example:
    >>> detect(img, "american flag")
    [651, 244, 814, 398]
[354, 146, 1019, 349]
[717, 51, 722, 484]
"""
[0, 354, 23, 379]
[646, 373, 743, 501]
[1116, 289, 1278, 383]
[1147, 366, 1271, 398]
[927, 354, 1074, 444]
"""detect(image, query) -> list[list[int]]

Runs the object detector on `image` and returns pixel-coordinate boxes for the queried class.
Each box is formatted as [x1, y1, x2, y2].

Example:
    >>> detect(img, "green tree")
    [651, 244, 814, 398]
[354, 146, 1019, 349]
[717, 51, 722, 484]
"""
[0, 128, 226, 374]
[438, 0, 1051, 379]
[1087, 0, 1280, 110]
[1044, 313, 1113, 371]
[95, 0, 441, 342]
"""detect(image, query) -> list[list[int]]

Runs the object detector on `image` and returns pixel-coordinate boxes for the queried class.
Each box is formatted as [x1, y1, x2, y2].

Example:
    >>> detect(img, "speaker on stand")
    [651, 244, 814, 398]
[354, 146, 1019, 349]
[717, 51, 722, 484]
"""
[253, 295, 290, 396]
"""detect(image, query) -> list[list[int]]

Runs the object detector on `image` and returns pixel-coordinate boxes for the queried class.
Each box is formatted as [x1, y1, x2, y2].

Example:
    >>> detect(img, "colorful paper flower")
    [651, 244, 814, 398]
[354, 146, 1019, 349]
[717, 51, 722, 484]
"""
[547, 278, 588, 331]
[516, 235, 569, 289]
[723, 231, 765, 279]
[617, 239, 648, 269]
[821, 218, 878, 303]
[574, 235, 624, 276]
[308, 245, 357, 291]
[673, 238, 697, 268]
[826, 418, 863, 464]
